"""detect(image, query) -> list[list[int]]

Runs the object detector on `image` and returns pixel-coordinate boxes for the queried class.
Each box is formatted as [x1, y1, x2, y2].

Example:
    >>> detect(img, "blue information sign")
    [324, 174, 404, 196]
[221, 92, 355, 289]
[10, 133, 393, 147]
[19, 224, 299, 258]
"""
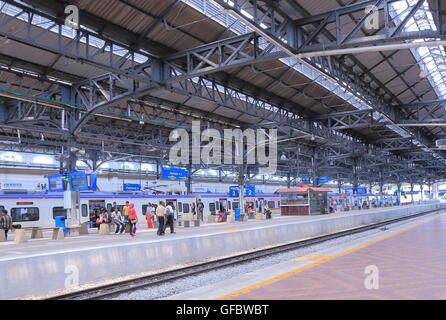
[245, 185, 256, 197]
[345, 187, 367, 195]
[302, 177, 311, 184]
[123, 183, 141, 191]
[161, 168, 189, 181]
[70, 172, 89, 191]
[318, 176, 329, 184]
[229, 186, 239, 197]
[48, 174, 66, 192]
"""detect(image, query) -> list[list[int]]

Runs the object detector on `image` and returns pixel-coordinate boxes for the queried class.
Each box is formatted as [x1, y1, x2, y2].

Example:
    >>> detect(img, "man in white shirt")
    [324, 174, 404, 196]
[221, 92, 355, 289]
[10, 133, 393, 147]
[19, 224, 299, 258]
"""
[164, 202, 176, 234]
[111, 207, 125, 234]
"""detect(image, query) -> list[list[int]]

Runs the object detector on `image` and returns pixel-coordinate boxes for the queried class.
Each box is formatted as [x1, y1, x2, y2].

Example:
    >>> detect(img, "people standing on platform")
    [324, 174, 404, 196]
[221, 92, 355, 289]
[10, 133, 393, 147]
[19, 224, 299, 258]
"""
[164, 202, 176, 234]
[191, 202, 196, 218]
[156, 201, 166, 236]
[0, 209, 12, 240]
[264, 201, 272, 219]
[197, 199, 204, 221]
[123, 201, 130, 220]
[145, 203, 154, 229]
[111, 207, 125, 234]
[128, 203, 138, 237]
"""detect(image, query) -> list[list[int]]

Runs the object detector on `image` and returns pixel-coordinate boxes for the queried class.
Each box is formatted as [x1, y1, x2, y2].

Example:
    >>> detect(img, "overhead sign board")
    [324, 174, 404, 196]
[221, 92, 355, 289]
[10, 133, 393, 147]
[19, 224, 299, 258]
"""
[161, 168, 188, 181]
[123, 183, 141, 191]
[48, 174, 66, 192]
[70, 171, 89, 191]
[302, 177, 311, 184]
[318, 176, 329, 184]
[229, 185, 255, 197]
[245, 185, 256, 197]
[229, 186, 239, 197]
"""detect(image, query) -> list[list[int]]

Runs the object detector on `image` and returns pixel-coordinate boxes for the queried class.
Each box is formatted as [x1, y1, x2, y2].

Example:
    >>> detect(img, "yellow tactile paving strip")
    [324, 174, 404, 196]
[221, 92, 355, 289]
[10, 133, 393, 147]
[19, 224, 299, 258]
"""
[218, 214, 446, 300]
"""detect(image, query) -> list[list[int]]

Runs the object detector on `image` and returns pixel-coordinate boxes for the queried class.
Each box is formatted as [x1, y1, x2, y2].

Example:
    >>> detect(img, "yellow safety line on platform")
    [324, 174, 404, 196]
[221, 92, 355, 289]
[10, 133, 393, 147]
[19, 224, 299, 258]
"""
[221, 230, 242, 233]
[216, 213, 444, 300]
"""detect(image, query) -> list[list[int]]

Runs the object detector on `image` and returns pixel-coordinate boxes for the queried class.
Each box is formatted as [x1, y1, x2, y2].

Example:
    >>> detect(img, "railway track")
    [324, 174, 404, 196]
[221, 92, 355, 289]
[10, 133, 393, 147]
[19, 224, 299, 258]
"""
[48, 208, 444, 300]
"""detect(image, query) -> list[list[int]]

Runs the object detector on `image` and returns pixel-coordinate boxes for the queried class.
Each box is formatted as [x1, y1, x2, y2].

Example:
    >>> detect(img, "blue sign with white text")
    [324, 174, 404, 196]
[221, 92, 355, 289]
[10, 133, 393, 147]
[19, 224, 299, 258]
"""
[123, 184, 141, 191]
[161, 168, 189, 181]
[302, 177, 311, 184]
[318, 176, 329, 184]
[245, 185, 256, 197]
[229, 186, 239, 197]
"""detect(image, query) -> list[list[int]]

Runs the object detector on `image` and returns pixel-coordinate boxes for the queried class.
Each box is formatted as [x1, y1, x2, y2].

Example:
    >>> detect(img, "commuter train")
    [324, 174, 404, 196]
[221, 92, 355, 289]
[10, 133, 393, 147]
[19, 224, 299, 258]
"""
[0, 193, 282, 228]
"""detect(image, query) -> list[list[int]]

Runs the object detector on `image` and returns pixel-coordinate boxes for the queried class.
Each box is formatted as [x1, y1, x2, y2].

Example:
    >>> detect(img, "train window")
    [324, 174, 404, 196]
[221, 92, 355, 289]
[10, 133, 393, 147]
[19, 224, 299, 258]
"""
[183, 203, 190, 214]
[268, 201, 275, 209]
[0, 205, 4, 212]
[178, 202, 183, 213]
[81, 204, 88, 217]
[228, 201, 232, 210]
[209, 203, 216, 212]
[52, 207, 67, 219]
[142, 205, 148, 215]
[278, 201, 280, 207]
[11, 207, 39, 222]
[232, 202, 239, 209]
[106, 203, 112, 212]
[215, 201, 219, 211]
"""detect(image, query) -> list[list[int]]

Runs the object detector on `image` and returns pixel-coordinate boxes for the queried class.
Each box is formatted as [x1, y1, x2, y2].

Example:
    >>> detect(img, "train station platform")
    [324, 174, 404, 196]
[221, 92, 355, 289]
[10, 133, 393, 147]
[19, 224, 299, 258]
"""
[1, 202, 444, 299]
[171, 209, 446, 300]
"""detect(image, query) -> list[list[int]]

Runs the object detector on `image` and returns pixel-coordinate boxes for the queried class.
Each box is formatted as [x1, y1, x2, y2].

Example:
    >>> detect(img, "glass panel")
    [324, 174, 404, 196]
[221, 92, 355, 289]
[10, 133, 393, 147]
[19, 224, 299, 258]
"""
[280, 193, 308, 206]
[81, 204, 88, 217]
[52, 206, 67, 219]
[11, 207, 39, 222]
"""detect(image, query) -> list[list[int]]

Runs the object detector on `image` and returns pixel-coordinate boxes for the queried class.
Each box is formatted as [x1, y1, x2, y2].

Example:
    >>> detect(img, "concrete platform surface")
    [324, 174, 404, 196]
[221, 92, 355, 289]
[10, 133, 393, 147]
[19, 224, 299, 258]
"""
[0, 204, 432, 259]
[0, 202, 444, 299]
[171, 211, 446, 300]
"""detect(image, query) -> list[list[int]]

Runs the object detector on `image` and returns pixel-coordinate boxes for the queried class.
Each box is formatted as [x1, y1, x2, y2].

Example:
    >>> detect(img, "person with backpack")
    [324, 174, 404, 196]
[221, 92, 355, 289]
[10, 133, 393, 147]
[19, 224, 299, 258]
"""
[111, 207, 125, 234]
[164, 202, 175, 234]
[0, 209, 12, 240]
[128, 203, 138, 237]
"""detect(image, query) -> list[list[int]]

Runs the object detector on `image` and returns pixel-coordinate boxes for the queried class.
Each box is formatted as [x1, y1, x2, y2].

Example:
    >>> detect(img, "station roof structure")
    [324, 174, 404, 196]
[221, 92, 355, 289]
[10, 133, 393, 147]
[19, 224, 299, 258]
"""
[0, 0, 446, 187]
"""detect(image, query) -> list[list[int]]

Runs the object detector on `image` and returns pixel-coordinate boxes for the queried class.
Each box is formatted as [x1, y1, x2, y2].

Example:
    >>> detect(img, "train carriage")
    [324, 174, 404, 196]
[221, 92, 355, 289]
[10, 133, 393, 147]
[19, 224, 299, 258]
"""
[0, 193, 281, 228]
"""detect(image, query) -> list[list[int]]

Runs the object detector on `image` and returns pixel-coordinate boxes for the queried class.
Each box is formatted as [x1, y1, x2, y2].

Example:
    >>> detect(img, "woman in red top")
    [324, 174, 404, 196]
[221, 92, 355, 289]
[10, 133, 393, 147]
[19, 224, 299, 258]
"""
[128, 203, 138, 236]
[146, 203, 154, 229]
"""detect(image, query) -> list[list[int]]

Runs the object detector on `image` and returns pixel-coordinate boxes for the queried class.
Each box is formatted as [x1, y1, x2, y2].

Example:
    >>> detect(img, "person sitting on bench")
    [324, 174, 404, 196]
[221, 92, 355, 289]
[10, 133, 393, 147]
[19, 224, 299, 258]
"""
[0, 209, 12, 240]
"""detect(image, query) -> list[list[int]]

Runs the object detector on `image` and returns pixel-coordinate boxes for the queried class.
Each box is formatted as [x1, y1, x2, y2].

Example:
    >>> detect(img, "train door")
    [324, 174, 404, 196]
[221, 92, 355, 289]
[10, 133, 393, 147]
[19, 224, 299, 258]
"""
[166, 198, 178, 220]
[89, 200, 105, 215]
[218, 198, 228, 212]
[257, 198, 265, 213]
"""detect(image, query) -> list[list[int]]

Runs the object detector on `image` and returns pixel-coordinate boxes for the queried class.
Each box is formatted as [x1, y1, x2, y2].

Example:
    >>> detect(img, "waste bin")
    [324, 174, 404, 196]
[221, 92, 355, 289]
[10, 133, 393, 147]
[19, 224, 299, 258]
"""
[55, 216, 66, 236]
[234, 208, 240, 221]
